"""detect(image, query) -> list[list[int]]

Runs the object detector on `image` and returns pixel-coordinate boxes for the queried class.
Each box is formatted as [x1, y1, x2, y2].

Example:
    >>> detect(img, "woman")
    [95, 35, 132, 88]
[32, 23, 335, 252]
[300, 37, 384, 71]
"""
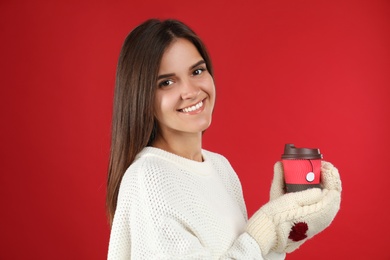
[107, 19, 342, 259]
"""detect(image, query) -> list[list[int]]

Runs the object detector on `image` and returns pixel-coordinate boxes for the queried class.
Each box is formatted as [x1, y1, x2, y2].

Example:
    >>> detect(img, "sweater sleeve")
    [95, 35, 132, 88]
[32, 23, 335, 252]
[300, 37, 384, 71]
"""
[107, 157, 286, 260]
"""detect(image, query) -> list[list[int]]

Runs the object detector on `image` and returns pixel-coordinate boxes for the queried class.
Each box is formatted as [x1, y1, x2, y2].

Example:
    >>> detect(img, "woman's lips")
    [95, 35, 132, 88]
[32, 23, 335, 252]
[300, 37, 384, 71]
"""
[178, 99, 205, 113]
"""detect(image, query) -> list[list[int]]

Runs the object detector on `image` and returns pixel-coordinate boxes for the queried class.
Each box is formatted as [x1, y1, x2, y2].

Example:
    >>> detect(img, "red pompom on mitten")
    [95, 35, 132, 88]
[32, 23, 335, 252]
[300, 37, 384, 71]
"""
[289, 222, 308, 242]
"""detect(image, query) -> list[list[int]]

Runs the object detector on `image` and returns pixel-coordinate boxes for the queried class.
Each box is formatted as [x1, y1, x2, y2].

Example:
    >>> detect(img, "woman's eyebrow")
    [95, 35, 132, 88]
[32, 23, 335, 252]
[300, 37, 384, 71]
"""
[190, 60, 205, 70]
[157, 60, 206, 80]
[157, 73, 175, 80]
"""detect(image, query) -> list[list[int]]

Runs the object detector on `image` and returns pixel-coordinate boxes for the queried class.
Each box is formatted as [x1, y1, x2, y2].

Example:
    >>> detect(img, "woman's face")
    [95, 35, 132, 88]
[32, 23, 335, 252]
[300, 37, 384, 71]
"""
[154, 38, 216, 139]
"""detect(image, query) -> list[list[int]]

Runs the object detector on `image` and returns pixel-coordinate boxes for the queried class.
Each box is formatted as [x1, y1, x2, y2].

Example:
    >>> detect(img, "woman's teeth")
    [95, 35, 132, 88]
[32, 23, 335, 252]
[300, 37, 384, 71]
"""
[181, 100, 203, 113]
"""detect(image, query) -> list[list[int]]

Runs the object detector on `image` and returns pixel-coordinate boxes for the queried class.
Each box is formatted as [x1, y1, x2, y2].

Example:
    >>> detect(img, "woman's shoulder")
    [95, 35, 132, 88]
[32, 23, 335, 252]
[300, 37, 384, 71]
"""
[119, 148, 181, 201]
[121, 147, 201, 188]
[121, 147, 235, 187]
[122, 148, 171, 182]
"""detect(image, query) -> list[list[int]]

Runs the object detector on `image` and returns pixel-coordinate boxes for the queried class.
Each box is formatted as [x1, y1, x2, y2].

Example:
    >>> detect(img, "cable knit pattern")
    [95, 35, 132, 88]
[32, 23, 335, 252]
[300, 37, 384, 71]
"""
[107, 147, 286, 260]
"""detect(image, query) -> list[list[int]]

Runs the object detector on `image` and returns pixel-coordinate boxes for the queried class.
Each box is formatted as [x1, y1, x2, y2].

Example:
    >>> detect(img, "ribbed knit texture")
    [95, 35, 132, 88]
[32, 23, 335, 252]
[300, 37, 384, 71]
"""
[107, 147, 286, 260]
[246, 211, 277, 255]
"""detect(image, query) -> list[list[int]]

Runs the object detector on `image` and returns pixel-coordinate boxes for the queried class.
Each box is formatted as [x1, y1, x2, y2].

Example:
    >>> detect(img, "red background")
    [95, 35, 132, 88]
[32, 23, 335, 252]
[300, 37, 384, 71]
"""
[1, 0, 389, 259]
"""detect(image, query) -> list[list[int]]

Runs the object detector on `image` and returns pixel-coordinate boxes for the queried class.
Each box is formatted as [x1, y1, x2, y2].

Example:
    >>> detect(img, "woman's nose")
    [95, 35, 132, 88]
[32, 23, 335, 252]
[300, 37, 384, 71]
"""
[180, 80, 200, 100]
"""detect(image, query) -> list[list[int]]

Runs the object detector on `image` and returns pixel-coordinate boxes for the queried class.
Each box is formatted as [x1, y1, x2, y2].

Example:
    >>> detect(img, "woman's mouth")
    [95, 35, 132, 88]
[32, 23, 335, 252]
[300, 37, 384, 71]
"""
[179, 100, 204, 113]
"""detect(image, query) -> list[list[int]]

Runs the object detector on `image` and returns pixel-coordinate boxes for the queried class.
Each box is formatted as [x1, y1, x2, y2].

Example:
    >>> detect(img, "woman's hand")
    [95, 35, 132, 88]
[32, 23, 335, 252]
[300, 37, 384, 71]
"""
[246, 161, 342, 255]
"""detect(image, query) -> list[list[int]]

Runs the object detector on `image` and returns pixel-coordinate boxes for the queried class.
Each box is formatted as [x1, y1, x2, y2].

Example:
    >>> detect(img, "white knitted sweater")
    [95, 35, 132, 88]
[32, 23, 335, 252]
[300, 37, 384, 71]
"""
[108, 147, 286, 260]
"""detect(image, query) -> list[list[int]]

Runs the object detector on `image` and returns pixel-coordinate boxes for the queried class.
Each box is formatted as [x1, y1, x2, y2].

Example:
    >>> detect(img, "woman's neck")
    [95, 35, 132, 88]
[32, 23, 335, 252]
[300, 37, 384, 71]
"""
[152, 133, 203, 162]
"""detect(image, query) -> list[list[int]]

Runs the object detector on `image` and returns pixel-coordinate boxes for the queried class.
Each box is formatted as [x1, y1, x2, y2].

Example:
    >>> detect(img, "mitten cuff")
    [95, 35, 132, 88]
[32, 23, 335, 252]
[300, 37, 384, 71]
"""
[246, 209, 277, 256]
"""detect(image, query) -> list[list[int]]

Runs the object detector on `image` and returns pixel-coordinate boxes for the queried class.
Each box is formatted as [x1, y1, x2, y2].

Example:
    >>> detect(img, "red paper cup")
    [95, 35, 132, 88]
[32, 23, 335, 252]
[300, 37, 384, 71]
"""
[281, 144, 323, 192]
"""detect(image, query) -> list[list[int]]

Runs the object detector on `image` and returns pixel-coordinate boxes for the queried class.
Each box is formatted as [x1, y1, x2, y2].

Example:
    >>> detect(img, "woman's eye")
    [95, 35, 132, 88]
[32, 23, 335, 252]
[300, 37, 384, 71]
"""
[193, 68, 205, 76]
[159, 80, 173, 87]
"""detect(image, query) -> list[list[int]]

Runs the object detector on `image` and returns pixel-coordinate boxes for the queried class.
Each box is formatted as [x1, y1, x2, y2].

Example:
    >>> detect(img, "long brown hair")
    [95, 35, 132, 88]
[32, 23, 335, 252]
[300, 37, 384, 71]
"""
[106, 19, 214, 225]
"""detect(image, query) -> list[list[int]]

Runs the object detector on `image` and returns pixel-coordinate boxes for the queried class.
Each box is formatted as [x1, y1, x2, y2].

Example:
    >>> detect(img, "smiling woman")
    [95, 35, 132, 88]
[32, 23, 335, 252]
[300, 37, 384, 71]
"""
[106, 18, 342, 260]
[153, 38, 216, 159]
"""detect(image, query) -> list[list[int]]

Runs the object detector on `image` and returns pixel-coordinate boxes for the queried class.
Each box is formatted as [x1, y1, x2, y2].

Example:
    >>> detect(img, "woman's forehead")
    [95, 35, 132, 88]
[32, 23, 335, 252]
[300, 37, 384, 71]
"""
[159, 39, 203, 74]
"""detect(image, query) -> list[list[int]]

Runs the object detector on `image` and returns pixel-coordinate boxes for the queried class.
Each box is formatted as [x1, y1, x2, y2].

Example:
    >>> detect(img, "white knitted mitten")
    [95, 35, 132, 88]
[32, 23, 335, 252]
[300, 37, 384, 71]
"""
[246, 161, 342, 255]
